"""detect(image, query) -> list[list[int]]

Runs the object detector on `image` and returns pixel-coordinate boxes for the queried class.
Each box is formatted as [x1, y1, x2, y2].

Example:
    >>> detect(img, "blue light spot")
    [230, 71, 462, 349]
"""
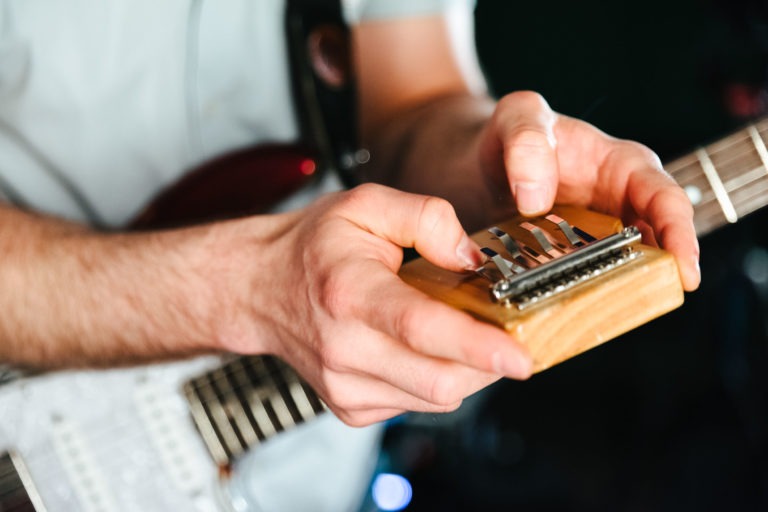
[372, 473, 412, 511]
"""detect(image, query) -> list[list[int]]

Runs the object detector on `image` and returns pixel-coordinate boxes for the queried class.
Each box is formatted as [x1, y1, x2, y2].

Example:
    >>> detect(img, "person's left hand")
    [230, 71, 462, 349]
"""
[477, 90, 701, 291]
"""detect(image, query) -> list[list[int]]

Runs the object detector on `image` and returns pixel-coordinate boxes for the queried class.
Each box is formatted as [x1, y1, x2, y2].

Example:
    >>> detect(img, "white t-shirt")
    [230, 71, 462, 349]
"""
[0, 0, 471, 227]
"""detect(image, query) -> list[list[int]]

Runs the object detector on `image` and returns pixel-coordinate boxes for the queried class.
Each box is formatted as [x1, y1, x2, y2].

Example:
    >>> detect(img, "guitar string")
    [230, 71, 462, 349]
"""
[666, 126, 768, 226]
[672, 159, 768, 217]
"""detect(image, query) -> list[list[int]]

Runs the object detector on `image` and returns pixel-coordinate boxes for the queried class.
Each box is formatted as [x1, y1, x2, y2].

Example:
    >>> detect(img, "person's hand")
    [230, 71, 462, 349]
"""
[478, 91, 701, 291]
[218, 184, 532, 426]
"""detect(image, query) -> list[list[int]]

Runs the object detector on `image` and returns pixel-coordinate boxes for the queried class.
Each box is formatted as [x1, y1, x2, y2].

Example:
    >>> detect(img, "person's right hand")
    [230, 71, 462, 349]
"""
[213, 183, 532, 427]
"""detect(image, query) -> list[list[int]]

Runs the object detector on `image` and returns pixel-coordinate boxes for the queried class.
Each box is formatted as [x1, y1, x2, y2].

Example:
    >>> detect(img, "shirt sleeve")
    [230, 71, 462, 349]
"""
[341, 0, 474, 24]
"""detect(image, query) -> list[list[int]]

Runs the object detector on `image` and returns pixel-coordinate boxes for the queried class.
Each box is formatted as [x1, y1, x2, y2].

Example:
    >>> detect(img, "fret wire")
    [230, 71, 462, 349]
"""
[699, 126, 756, 162]
[234, 356, 274, 441]
[670, 123, 765, 179]
[288, 379, 319, 420]
[238, 356, 277, 441]
[266, 370, 300, 429]
[667, 159, 714, 204]
[220, 364, 260, 449]
[302, 381, 328, 414]
[667, 126, 753, 180]
[695, 148, 738, 223]
[748, 125, 768, 176]
[241, 358, 280, 438]
[230, 358, 266, 442]
[184, 378, 229, 463]
[713, 148, 761, 181]
[200, 372, 242, 459]
[259, 399, 285, 434]
[692, 130, 752, 173]
[184, 379, 232, 464]
[668, 150, 768, 226]
[210, 368, 250, 452]
[264, 363, 306, 425]
[260, 358, 290, 432]
[249, 395, 278, 440]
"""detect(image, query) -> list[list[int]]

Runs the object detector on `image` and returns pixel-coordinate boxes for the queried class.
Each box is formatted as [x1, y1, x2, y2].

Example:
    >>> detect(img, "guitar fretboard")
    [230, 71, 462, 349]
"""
[666, 117, 768, 236]
[183, 356, 326, 466]
[0, 451, 45, 511]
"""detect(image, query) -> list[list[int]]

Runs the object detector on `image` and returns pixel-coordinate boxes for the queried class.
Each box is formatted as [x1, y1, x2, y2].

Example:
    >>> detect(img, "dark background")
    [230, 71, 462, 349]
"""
[380, 1, 768, 510]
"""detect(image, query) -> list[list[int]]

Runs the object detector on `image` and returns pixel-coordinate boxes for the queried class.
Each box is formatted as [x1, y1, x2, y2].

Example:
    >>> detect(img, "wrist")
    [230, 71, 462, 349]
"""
[195, 212, 299, 357]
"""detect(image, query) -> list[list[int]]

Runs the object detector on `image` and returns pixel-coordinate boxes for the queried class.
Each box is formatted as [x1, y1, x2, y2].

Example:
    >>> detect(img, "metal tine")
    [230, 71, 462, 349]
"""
[480, 247, 519, 280]
[488, 226, 543, 271]
[544, 214, 585, 247]
[573, 226, 597, 243]
[519, 241, 550, 264]
[487, 226, 522, 257]
[520, 222, 564, 258]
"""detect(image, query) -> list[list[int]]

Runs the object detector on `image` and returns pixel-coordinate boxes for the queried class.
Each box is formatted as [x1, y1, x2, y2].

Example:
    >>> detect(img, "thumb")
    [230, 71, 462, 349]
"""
[493, 91, 559, 216]
[340, 184, 486, 272]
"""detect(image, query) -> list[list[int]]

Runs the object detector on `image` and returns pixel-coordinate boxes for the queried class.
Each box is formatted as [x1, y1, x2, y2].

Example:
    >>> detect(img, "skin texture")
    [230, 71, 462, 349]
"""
[0, 14, 699, 426]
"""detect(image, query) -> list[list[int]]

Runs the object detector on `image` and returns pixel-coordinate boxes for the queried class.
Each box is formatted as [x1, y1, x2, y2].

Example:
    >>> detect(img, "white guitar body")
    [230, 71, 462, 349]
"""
[0, 357, 383, 512]
[0, 358, 222, 511]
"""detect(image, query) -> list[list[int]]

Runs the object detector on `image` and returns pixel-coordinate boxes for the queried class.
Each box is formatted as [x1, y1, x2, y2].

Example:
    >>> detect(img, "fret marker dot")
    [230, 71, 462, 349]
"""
[684, 185, 702, 205]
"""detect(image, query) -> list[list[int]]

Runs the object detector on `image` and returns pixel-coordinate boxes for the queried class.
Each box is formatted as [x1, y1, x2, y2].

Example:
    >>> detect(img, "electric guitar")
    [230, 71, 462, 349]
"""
[2, 117, 768, 511]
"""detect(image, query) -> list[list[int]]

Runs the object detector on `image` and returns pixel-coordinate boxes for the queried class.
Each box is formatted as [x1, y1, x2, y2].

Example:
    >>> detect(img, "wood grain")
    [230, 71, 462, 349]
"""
[399, 206, 685, 373]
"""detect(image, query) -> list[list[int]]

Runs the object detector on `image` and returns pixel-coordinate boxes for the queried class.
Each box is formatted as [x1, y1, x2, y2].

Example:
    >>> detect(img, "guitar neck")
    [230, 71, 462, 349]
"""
[665, 117, 768, 237]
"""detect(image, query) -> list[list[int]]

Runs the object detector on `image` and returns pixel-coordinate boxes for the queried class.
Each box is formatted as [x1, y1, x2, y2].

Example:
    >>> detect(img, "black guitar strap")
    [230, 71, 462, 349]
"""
[285, 0, 365, 188]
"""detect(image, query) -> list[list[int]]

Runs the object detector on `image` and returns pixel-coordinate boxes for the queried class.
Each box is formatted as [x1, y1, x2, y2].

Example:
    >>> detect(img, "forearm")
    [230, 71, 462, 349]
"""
[0, 206, 286, 368]
[361, 94, 509, 231]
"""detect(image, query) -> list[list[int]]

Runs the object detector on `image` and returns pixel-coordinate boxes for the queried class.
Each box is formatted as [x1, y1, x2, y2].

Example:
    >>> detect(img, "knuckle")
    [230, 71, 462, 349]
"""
[317, 266, 357, 320]
[417, 196, 456, 238]
[393, 306, 421, 348]
[506, 127, 554, 154]
[614, 139, 664, 173]
[627, 140, 661, 165]
[319, 374, 354, 409]
[316, 342, 335, 368]
[316, 342, 347, 374]
[339, 183, 383, 211]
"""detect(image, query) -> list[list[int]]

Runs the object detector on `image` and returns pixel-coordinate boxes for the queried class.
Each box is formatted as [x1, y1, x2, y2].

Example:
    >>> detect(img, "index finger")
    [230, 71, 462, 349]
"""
[623, 163, 701, 291]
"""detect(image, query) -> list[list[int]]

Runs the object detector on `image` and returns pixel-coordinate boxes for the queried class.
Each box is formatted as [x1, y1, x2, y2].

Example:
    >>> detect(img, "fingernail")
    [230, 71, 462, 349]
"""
[514, 182, 549, 216]
[456, 233, 485, 270]
[692, 256, 702, 287]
